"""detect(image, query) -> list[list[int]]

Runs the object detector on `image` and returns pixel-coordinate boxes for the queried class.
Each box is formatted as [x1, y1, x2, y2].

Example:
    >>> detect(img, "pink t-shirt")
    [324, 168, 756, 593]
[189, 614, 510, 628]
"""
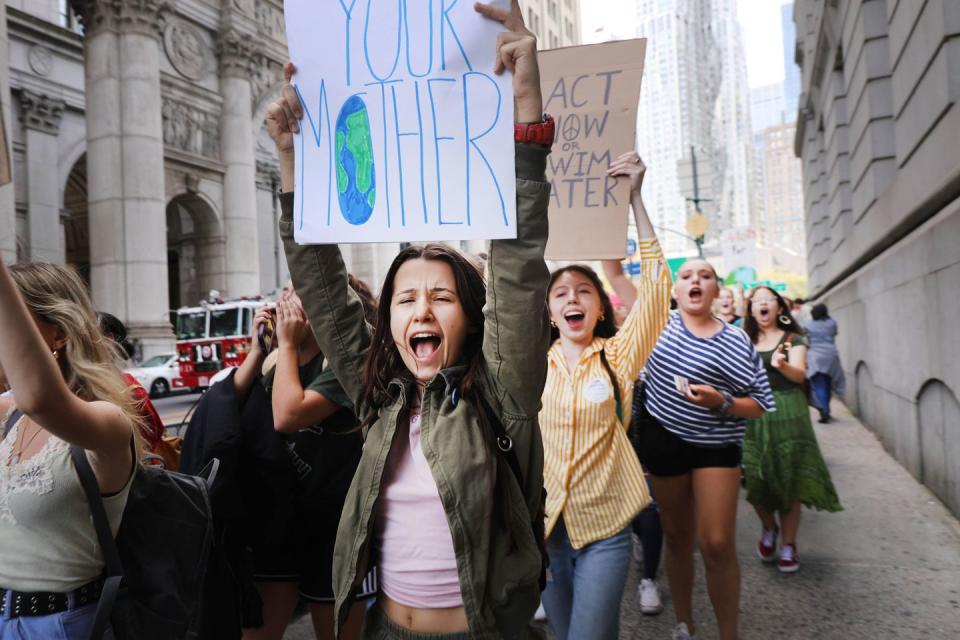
[375, 404, 463, 608]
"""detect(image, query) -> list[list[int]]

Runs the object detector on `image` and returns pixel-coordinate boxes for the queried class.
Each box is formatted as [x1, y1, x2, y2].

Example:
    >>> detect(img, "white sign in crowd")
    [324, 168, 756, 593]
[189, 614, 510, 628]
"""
[285, 0, 517, 244]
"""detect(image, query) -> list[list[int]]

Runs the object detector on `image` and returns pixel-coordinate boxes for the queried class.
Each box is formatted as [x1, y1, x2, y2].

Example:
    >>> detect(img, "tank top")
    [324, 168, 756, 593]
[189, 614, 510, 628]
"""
[0, 410, 132, 592]
[375, 404, 463, 608]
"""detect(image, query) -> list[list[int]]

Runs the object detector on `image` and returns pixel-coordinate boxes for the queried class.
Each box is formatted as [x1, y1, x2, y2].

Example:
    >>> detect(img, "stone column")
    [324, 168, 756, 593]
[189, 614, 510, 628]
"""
[255, 159, 283, 293]
[0, 0, 17, 263]
[19, 90, 66, 263]
[71, 0, 173, 357]
[217, 30, 261, 297]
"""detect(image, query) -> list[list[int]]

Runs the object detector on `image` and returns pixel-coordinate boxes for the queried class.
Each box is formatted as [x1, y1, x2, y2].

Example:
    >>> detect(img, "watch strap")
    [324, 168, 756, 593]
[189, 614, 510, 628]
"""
[515, 115, 555, 146]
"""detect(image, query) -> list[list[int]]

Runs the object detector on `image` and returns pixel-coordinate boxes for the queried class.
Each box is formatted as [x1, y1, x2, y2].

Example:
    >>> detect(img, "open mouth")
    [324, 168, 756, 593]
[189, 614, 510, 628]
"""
[409, 332, 442, 362]
[564, 310, 586, 331]
[689, 287, 703, 303]
[759, 307, 771, 320]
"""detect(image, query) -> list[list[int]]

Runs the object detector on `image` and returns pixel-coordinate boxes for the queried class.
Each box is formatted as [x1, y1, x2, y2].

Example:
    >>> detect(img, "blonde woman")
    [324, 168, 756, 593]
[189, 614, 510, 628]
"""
[0, 260, 143, 639]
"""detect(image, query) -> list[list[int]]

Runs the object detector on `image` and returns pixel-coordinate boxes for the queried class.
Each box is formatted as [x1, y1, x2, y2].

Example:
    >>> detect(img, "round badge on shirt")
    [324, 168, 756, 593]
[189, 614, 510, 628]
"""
[584, 376, 612, 403]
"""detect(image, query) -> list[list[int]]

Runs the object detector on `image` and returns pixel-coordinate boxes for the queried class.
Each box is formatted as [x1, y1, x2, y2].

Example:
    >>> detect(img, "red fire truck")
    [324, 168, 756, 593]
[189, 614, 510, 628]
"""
[172, 298, 270, 392]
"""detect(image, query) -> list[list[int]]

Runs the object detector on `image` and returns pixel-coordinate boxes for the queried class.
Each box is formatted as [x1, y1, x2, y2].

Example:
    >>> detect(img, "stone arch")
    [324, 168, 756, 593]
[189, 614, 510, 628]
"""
[916, 380, 960, 516]
[62, 153, 89, 283]
[166, 192, 225, 309]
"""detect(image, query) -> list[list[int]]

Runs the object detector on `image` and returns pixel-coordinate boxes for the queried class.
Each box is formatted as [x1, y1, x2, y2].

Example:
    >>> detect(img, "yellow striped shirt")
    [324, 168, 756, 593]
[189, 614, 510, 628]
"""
[539, 239, 672, 548]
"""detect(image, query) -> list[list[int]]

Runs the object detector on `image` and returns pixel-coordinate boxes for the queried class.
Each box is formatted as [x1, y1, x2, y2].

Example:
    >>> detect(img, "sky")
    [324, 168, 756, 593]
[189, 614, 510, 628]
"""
[580, 0, 792, 89]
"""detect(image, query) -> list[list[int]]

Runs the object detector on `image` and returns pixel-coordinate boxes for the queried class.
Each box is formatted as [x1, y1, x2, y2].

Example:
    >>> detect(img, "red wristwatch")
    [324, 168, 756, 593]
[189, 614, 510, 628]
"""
[515, 115, 555, 146]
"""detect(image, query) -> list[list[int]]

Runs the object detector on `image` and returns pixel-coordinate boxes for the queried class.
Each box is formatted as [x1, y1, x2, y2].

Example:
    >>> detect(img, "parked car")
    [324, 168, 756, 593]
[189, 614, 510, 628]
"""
[126, 353, 180, 398]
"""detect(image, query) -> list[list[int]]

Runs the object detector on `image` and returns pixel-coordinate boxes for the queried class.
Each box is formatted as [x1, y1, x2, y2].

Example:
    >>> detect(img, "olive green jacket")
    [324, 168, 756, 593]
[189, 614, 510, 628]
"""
[279, 143, 552, 639]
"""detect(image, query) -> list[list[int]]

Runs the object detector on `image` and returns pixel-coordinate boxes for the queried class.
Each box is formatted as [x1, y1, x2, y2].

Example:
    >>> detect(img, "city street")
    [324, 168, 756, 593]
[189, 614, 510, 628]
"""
[284, 401, 960, 639]
[154, 391, 203, 434]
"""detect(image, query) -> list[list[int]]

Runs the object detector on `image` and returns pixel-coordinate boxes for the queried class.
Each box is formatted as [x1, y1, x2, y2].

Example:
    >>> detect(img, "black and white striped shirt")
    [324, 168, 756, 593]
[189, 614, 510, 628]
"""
[643, 311, 775, 447]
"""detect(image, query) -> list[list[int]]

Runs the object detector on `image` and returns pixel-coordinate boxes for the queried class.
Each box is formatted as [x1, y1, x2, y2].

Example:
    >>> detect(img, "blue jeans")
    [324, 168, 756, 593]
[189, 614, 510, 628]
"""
[541, 518, 632, 640]
[810, 373, 832, 418]
[0, 593, 111, 640]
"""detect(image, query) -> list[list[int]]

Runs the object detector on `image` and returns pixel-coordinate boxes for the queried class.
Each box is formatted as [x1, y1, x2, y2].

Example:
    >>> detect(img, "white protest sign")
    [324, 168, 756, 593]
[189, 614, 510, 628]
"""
[285, 0, 517, 244]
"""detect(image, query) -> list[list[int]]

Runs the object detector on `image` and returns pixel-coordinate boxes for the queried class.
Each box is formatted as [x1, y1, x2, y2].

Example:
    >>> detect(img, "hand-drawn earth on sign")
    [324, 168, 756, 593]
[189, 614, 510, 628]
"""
[335, 96, 377, 225]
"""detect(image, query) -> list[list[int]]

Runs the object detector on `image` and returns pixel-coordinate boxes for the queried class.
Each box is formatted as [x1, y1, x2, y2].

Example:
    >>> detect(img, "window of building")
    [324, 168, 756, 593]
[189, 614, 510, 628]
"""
[59, 0, 73, 28]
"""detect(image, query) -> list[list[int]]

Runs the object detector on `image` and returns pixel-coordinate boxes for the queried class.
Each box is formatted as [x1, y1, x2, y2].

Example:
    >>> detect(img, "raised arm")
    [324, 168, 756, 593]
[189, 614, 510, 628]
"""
[601, 153, 651, 311]
[233, 304, 274, 402]
[601, 153, 671, 381]
[271, 296, 344, 433]
[474, 2, 552, 417]
[268, 63, 371, 406]
[0, 259, 132, 490]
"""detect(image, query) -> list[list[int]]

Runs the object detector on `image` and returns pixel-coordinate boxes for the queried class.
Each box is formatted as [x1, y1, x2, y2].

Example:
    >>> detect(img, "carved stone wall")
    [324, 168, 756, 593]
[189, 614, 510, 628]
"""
[69, 0, 171, 38]
[161, 97, 220, 158]
[18, 90, 64, 134]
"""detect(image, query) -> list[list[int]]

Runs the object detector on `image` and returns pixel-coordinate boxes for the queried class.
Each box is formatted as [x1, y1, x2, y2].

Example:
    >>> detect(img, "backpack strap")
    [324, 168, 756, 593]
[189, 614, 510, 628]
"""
[4, 408, 23, 438]
[598, 349, 623, 423]
[69, 445, 127, 640]
[474, 391, 550, 590]
[475, 392, 524, 489]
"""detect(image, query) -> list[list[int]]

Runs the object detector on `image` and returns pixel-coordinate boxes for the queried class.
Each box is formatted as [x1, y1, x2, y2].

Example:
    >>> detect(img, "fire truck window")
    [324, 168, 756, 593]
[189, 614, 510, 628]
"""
[210, 309, 240, 338]
[242, 308, 252, 336]
[176, 311, 207, 340]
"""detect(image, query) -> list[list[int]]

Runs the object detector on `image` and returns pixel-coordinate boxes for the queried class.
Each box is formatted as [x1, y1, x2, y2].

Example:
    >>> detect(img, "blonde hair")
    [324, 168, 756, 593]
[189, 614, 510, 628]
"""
[9, 263, 147, 455]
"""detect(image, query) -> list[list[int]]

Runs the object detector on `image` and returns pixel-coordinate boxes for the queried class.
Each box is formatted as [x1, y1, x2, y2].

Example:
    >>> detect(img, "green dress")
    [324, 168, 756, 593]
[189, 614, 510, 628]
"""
[742, 332, 842, 513]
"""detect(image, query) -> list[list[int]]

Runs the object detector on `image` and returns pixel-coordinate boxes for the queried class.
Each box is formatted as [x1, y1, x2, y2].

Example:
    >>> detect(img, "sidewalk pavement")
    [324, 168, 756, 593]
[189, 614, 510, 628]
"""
[283, 400, 960, 639]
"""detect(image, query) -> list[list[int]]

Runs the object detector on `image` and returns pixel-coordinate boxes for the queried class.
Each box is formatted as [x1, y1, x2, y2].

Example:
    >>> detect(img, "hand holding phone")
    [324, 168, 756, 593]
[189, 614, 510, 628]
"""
[254, 306, 276, 354]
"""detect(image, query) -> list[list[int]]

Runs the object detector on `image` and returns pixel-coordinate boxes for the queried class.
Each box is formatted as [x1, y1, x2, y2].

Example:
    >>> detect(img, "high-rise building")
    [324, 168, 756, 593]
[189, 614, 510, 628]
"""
[633, 0, 752, 255]
[760, 120, 804, 266]
[749, 83, 787, 136]
[793, 0, 960, 517]
[521, 0, 581, 48]
[712, 0, 753, 231]
[748, 82, 787, 233]
[781, 2, 800, 117]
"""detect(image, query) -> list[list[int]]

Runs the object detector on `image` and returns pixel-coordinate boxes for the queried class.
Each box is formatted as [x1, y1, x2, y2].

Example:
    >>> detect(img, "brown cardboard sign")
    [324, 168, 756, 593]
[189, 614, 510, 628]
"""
[540, 39, 646, 260]
[0, 107, 10, 186]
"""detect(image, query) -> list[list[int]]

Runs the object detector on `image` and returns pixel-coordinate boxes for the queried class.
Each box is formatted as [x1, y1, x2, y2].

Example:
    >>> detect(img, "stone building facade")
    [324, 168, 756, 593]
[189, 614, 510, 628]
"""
[793, 0, 960, 516]
[1, 0, 414, 359]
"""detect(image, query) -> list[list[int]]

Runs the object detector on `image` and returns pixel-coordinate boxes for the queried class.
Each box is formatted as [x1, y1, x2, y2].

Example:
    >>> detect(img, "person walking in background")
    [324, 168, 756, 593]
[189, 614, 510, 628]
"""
[232, 285, 375, 640]
[629, 370, 665, 616]
[741, 287, 842, 574]
[539, 151, 671, 640]
[715, 287, 740, 325]
[805, 303, 845, 423]
[635, 259, 775, 640]
[97, 311, 166, 454]
[791, 297, 811, 327]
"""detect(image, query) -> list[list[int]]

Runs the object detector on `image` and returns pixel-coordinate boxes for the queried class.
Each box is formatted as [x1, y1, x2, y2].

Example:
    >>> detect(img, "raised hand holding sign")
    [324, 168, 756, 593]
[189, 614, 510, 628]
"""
[283, 0, 518, 244]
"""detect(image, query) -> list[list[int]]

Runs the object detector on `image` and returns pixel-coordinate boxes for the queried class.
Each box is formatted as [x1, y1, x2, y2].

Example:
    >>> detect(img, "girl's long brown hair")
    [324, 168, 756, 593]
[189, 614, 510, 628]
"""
[742, 285, 804, 344]
[360, 244, 488, 423]
[359, 244, 517, 536]
[547, 264, 617, 342]
[9, 263, 148, 454]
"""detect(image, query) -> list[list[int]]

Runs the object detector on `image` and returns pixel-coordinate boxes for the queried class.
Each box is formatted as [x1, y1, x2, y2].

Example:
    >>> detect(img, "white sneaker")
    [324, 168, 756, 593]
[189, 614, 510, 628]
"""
[672, 622, 695, 639]
[637, 578, 663, 615]
[533, 602, 547, 622]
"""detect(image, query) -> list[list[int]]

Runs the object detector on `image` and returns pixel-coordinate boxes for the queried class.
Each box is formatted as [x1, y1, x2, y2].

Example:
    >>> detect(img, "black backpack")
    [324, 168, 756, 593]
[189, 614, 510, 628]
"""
[4, 410, 217, 639]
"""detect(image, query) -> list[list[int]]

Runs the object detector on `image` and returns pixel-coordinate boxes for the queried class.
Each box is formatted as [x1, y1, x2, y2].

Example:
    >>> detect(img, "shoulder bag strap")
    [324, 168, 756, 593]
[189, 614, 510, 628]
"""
[599, 349, 623, 423]
[4, 408, 23, 438]
[69, 445, 126, 640]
